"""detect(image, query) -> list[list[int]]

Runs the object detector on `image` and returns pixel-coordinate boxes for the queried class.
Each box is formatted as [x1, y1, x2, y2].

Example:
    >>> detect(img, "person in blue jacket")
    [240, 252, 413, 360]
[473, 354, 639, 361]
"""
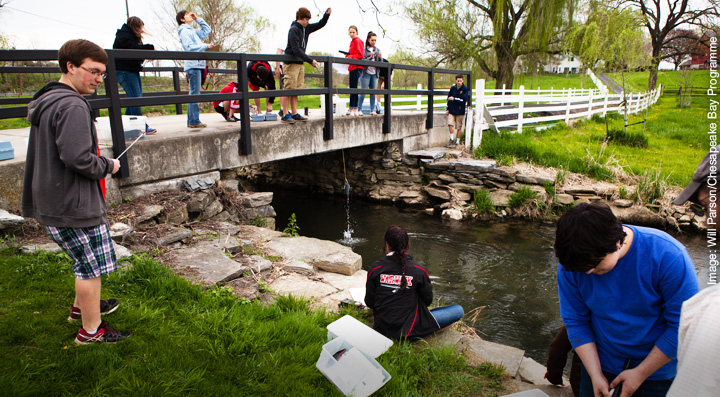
[554, 202, 699, 397]
[445, 74, 468, 147]
[177, 10, 213, 128]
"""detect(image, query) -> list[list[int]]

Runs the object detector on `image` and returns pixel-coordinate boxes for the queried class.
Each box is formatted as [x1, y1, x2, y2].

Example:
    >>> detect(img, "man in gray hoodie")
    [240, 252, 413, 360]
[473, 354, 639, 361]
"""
[22, 39, 131, 344]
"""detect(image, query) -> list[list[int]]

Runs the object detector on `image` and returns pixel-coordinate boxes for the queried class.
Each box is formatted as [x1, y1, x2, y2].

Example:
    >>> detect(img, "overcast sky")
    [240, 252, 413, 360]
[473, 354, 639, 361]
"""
[0, 0, 417, 56]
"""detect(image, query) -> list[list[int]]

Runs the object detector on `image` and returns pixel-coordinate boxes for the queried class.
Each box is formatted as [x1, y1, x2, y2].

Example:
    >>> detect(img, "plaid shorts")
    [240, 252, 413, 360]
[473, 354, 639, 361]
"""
[45, 224, 117, 279]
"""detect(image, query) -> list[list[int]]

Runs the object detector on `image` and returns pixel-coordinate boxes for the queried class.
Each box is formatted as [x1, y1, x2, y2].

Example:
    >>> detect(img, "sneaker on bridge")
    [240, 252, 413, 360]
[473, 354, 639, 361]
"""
[281, 114, 296, 124]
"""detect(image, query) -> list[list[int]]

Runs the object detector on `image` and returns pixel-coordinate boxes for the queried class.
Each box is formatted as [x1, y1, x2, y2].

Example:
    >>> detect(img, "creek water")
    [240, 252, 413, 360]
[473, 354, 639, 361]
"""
[268, 189, 713, 363]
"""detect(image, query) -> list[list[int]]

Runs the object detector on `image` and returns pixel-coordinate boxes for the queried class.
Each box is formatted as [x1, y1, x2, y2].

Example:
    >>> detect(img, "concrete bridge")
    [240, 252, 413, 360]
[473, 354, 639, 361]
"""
[0, 109, 451, 212]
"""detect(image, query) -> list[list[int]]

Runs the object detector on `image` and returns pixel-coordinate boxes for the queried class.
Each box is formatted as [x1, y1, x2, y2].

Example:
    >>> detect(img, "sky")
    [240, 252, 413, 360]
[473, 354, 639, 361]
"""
[0, 0, 417, 56]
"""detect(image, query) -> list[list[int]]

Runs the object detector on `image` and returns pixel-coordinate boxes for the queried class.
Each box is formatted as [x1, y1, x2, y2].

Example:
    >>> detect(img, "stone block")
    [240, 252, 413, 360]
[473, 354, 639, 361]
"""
[614, 199, 634, 208]
[493, 166, 519, 178]
[158, 205, 189, 224]
[21, 243, 63, 254]
[173, 245, 247, 285]
[203, 199, 224, 219]
[442, 208, 464, 220]
[242, 205, 277, 220]
[612, 206, 665, 229]
[136, 205, 163, 224]
[247, 254, 273, 273]
[438, 174, 458, 184]
[156, 227, 193, 246]
[425, 329, 469, 353]
[399, 190, 422, 199]
[186, 192, 213, 213]
[489, 190, 514, 207]
[424, 186, 451, 200]
[0, 209, 25, 229]
[487, 173, 516, 184]
[424, 208, 435, 215]
[449, 183, 481, 193]
[114, 242, 133, 260]
[317, 269, 367, 291]
[407, 149, 446, 159]
[381, 158, 396, 169]
[109, 222, 134, 243]
[555, 194, 575, 205]
[484, 179, 507, 190]
[226, 276, 259, 301]
[453, 159, 496, 173]
[270, 272, 338, 299]
[375, 173, 420, 183]
[564, 187, 597, 195]
[265, 236, 361, 276]
[284, 259, 315, 276]
[239, 192, 274, 208]
[464, 337, 525, 377]
[518, 357, 553, 386]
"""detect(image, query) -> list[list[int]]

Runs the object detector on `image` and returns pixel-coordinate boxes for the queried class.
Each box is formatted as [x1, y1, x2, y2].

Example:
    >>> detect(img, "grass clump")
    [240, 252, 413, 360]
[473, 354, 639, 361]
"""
[604, 128, 648, 148]
[473, 189, 495, 214]
[635, 167, 668, 204]
[508, 186, 538, 208]
[0, 243, 505, 396]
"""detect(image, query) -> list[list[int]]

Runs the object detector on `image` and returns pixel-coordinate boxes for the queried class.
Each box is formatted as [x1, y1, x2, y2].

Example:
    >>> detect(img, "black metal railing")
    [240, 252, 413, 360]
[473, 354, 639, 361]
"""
[0, 49, 471, 178]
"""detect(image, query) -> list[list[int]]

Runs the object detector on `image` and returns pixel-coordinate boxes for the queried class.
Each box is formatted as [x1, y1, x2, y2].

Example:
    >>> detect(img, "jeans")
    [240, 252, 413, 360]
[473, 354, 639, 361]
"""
[430, 304, 464, 329]
[358, 72, 378, 113]
[349, 68, 362, 109]
[579, 363, 673, 397]
[186, 68, 202, 125]
[116, 70, 143, 116]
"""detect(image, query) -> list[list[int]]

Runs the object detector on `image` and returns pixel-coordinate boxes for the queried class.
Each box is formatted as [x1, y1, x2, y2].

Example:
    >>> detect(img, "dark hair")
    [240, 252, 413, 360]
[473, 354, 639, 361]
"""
[256, 65, 269, 80]
[383, 225, 410, 290]
[554, 202, 627, 272]
[296, 7, 311, 20]
[455, 74, 463, 80]
[365, 32, 377, 48]
[176, 10, 188, 26]
[58, 39, 108, 74]
[127, 16, 146, 43]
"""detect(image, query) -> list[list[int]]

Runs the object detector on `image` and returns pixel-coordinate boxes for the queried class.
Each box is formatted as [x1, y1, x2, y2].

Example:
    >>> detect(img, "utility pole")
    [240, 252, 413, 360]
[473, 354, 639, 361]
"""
[125, 0, 129, 19]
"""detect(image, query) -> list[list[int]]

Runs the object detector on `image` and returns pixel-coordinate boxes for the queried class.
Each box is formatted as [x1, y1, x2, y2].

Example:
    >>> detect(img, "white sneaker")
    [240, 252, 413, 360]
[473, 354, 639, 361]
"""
[370, 111, 377, 115]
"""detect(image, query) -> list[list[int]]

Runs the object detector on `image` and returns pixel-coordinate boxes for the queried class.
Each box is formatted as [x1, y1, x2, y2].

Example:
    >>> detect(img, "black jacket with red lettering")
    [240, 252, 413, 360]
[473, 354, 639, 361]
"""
[365, 254, 440, 340]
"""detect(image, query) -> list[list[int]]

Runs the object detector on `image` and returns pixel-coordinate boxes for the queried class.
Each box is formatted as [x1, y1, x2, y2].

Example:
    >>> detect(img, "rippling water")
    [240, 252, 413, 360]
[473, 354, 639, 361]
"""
[269, 189, 713, 363]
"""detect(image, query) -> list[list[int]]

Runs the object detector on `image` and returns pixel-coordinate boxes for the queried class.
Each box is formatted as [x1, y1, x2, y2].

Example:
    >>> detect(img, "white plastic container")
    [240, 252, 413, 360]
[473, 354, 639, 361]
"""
[500, 389, 550, 397]
[95, 115, 147, 141]
[326, 315, 392, 359]
[316, 337, 391, 397]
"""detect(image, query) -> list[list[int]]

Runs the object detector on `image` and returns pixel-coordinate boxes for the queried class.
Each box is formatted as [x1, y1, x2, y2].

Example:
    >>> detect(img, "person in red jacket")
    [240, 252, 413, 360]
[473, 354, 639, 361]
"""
[212, 81, 240, 122]
[346, 25, 364, 116]
[365, 225, 464, 340]
[247, 60, 276, 114]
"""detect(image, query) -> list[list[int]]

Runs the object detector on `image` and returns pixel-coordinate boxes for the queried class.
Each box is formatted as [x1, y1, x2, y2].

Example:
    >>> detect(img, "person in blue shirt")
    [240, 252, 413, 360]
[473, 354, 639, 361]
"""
[554, 202, 699, 397]
[177, 10, 213, 128]
[445, 74, 468, 147]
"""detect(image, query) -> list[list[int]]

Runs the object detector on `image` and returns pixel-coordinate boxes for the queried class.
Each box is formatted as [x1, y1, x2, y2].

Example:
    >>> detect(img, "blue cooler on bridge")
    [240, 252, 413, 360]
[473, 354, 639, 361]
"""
[0, 141, 14, 161]
[264, 113, 277, 121]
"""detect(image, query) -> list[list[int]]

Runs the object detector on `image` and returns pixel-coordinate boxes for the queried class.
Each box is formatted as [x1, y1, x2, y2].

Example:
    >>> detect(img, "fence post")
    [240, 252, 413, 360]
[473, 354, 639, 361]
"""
[383, 63, 393, 134]
[517, 85, 525, 134]
[565, 88, 572, 125]
[500, 84, 506, 106]
[103, 51, 129, 178]
[172, 68, 183, 115]
[324, 58, 334, 140]
[474, 78, 485, 150]
[587, 88, 594, 119]
[238, 54, 252, 155]
[416, 83, 422, 110]
[550, 87, 554, 100]
[426, 70, 434, 129]
[537, 86, 541, 104]
[603, 91, 608, 117]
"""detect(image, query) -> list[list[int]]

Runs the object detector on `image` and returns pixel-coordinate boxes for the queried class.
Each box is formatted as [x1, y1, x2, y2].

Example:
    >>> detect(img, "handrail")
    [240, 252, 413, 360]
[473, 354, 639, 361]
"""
[0, 48, 471, 178]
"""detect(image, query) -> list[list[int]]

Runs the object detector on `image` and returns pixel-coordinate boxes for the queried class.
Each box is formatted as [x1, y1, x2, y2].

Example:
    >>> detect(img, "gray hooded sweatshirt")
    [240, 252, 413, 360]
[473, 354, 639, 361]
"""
[22, 82, 113, 228]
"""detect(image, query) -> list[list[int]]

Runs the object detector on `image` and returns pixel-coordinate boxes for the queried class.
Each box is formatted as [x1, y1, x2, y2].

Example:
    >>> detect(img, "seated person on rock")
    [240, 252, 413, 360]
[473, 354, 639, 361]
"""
[212, 81, 240, 122]
[365, 225, 464, 340]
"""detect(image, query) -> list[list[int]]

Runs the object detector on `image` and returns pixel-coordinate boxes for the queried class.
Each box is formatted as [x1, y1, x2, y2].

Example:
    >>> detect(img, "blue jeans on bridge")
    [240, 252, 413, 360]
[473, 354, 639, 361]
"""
[349, 68, 362, 109]
[117, 70, 154, 132]
[358, 72, 378, 113]
[186, 68, 203, 126]
[430, 304, 464, 329]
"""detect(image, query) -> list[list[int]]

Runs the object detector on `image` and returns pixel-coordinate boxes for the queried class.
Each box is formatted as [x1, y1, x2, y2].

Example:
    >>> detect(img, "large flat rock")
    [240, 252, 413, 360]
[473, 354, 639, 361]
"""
[173, 245, 246, 285]
[265, 236, 362, 276]
[0, 209, 25, 229]
[407, 149, 446, 160]
[453, 159, 497, 173]
[270, 272, 338, 299]
[464, 338, 525, 377]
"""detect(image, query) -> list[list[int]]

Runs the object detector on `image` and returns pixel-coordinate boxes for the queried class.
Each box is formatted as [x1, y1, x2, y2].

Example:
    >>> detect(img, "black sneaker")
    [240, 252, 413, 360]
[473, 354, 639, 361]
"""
[227, 116, 239, 122]
[281, 114, 296, 124]
[292, 113, 308, 122]
[68, 299, 119, 323]
[74, 321, 132, 345]
[278, 110, 284, 117]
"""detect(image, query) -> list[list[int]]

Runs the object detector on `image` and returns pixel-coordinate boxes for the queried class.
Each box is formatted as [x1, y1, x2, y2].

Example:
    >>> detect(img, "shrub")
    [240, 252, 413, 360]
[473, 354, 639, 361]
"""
[282, 213, 300, 236]
[473, 189, 495, 214]
[508, 186, 538, 208]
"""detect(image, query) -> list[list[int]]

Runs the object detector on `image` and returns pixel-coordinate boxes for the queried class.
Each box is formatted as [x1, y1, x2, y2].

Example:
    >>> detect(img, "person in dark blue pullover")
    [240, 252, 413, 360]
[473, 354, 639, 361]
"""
[445, 74, 468, 147]
[554, 202, 699, 397]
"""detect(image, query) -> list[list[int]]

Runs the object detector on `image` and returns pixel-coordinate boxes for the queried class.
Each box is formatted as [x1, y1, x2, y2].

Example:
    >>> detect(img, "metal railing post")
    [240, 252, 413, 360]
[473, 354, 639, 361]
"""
[426, 70, 434, 129]
[172, 68, 183, 115]
[382, 63, 393, 134]
[324, 58, 334, 140]
[238, 54, 251, 155]
[103, 51, 129, 178]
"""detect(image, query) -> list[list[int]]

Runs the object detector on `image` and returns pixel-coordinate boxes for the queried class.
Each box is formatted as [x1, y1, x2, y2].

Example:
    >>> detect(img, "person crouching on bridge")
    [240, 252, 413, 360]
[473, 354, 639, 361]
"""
[212, 81, 240, 122]
[445, 74, 468, 148]
[112, 16, 157, 134]
[282, 7, 331, 123]
[23, 39, 131, 344]
[365, 225, 464, 340]
[247, 60, 276, 116]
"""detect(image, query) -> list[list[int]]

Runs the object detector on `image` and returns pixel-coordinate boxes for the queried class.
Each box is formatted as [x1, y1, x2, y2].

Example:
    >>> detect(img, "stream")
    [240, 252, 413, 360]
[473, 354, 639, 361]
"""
[268, 189, 713, 364]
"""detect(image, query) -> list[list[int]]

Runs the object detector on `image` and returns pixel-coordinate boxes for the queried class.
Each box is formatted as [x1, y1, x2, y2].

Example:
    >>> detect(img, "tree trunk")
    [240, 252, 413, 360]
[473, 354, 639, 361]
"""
[648, 47, 662, 90]
[494, 43, 516, 91]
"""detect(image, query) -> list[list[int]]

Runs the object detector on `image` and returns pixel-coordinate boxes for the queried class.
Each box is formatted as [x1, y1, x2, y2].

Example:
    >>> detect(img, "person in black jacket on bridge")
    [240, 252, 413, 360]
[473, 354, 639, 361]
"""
[365, 225, 464, 340]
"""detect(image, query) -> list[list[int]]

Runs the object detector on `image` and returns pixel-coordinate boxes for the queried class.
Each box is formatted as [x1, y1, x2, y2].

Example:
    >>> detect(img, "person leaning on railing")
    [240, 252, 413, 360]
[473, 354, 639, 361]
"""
[176, 9, 214, 129]
[112, 16, 156, 134]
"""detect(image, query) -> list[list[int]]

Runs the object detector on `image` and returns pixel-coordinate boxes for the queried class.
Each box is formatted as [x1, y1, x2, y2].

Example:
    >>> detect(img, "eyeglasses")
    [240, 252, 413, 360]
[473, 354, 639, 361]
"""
[78, 65, 107, 79]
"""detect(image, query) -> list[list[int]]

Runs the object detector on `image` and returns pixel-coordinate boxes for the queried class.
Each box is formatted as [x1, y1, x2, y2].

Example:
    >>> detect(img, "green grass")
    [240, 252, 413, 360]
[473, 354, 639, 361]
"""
[0, 242, 504, 396]
[607, 70, 711, 93]
[475, 95, 711, 187]
[473, 189, 495, 214]
[508, 186, 538, 208]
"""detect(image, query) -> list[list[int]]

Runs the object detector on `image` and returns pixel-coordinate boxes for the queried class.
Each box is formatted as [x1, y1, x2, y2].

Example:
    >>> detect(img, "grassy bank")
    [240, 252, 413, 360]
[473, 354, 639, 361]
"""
[475, 94, 711, 187]
[606, 70, 711, 93]
[0, 242, 504, 396]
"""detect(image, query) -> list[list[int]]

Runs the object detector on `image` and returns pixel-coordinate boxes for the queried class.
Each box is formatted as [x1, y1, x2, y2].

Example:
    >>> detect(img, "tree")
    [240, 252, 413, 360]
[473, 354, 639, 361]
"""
[156, 0, 271, 89]
[661, 28, 706, 70]
[405, 0, 577, 89]
[619, 0, 719, 90]
[565, 4, 648, 72]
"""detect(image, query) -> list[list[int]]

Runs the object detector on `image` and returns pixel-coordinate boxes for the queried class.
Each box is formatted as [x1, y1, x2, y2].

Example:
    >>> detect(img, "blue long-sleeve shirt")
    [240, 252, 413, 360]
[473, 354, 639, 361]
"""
[446, 84, 468, 115]
[557, 225, 699, 380]
[178, 18, 211, 71]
